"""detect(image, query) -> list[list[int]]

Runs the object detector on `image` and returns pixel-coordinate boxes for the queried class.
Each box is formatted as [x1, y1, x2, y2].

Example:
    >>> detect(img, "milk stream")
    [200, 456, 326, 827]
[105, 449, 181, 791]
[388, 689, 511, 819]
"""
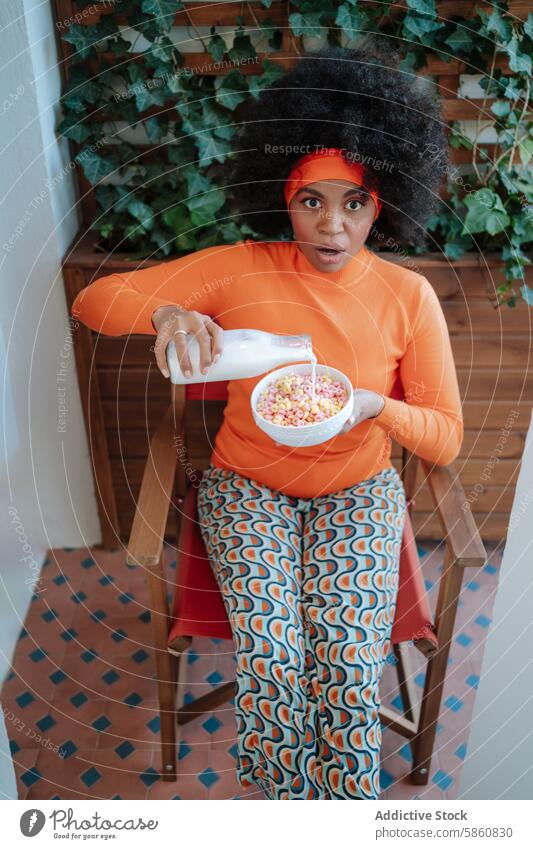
[305, 338, 317, 401]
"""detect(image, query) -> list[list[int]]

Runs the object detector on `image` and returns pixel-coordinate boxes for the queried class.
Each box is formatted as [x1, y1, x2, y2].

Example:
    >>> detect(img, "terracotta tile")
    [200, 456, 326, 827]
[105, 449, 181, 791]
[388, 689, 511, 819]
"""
[32, 747, 152, 800]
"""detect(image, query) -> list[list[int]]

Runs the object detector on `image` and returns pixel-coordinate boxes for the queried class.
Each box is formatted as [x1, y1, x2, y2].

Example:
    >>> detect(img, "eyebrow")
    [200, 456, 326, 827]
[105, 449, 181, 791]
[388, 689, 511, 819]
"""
[296, 186, 369, 199]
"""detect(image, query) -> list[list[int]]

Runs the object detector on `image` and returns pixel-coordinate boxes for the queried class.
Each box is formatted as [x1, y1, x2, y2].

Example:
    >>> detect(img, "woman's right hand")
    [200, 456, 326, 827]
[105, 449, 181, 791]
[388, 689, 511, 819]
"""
[151, 305, 224, 379]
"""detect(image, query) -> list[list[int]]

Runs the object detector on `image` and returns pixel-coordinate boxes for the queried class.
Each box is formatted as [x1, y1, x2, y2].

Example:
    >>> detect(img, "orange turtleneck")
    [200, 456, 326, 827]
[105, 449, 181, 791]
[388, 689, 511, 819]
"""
[71, 239, 463, 497]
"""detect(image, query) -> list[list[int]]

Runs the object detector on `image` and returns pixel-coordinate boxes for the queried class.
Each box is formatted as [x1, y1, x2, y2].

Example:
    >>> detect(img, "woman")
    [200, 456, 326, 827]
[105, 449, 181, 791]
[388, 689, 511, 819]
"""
[72, 42, 463, 800]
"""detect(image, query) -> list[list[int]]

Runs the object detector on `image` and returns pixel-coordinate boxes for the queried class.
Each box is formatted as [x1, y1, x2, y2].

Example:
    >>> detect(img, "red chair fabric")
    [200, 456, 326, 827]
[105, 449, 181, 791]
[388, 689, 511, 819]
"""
[168, 371, 438, 650]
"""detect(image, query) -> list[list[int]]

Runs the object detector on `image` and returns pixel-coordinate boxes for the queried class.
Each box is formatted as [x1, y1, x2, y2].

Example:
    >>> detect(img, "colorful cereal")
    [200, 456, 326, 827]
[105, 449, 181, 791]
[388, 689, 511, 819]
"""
[256, 371, 348, 427]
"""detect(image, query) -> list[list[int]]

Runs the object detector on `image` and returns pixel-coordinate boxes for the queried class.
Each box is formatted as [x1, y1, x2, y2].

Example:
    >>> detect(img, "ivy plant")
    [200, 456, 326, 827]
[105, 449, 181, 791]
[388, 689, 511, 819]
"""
[56, 0, 532, 307]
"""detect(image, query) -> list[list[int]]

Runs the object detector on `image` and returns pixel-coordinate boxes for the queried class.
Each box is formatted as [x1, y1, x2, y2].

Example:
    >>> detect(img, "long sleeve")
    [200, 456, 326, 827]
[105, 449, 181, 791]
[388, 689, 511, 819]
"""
[71, 242, 246, 336]
[373, 277, 463, 466]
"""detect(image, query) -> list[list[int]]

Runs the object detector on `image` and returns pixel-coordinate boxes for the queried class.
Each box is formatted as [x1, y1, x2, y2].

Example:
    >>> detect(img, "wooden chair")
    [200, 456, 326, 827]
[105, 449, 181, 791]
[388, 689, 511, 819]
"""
[126, 374, 486, 786]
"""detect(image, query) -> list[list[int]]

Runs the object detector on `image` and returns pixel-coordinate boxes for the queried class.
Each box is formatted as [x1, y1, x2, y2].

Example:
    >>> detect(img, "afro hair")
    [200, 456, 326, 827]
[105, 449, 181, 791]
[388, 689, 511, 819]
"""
[227, 38, 448, 249]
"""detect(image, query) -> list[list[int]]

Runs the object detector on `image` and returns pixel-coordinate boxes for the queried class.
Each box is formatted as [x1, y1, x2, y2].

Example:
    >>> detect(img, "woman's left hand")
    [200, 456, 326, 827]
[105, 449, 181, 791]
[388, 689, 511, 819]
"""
[338, 389, 385, 435]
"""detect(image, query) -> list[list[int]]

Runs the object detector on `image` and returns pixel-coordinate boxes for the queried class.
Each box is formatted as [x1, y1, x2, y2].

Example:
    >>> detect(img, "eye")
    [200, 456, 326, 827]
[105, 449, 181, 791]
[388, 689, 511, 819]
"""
[346, 198, 365, 211]
[302, 197, 321, 209]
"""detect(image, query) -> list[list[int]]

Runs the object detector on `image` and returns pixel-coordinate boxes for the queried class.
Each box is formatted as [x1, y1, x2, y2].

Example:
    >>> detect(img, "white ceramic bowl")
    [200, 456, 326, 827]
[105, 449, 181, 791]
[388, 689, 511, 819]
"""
[250, 364, 354, 447]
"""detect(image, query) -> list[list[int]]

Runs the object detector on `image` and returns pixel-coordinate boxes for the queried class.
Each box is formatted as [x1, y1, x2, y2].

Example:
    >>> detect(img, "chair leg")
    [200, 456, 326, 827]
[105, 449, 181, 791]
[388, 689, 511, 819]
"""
[410, 545, 464, 785]
[177, 681, 237, 726]
[392, 642, 419, 728]
[147, 562, 178, 781]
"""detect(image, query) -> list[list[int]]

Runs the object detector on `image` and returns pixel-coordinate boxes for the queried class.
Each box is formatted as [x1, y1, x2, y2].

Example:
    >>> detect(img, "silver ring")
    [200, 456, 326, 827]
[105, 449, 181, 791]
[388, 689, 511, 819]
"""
[174, 329, 188, 336]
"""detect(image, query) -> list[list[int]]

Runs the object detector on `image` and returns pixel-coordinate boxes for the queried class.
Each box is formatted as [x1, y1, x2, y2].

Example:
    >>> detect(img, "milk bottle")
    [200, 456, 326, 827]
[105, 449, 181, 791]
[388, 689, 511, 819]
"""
[167, 329, 316, 385]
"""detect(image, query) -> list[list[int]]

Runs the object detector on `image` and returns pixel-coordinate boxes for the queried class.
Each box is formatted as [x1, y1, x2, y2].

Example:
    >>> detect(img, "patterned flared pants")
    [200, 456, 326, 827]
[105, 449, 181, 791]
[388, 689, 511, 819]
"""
[197, 464, 407, 800]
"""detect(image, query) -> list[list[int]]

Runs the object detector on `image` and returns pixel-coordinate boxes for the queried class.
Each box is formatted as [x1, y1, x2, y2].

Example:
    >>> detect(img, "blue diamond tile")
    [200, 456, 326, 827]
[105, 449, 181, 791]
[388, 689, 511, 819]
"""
[29, 648, 47, 662]
[49, 669, 67, 685]
[16, 691, 35, 709]
[398, 743, 412, 762]
[115, 741, 135, 759]
[436, 722, 444, 736]
[202, 715, 223, 734]
[484, 563, 497, 575]
[147, 717, 160, 734]
[211, 638, 222, 645]
[187, 650, 199, 665]
[207, 671, 223, 686]
[92, 715, 111, 732]
[124, 692, 142, 707]
[228, 743, 238, 760]
[71, 592, 87, 604]
[432, 769, 454, 791]
[198, 767, 219, 789]
[416, 545, 427, 558]
[455, 743, 468, 760]
[59, 740, 77, 759]
[70, 691, 88, 708]
[140, 768, 160, 788]
[18, 628, 28, 640]
[118, 592, 134, 605]
[139, 611, 151, 624]
[36, 714, 56, 733]
[445, 695, 464, 713]
[81, 649, 98, 664]
[111, 629, 127, 643]
[102, 670, 120, 685]
[465, 580, 480, 592]
[60, 628, 78, 643]
[132, 649, 149, 664]
[9, 739, 20, 756]
[475, 614, 491, 628]
[465, 674, 480, 689]
[424, 579, 434, 591]
[90, 610, 107, 622]
[391, 694, 404, 711]
[183, 691, 194, 705]
[456, 632, 473, 647]
[20, 767, 41, 788]
[414, 673, 426, 688]
[81, 558, 95, 569]
[178, 741, 192, 761]
[99, 574, 115, 586]
[168, 560, 176, 570]
[81, 767, 101, 788]
[41, 609, 58, 622]
[53, 574, 67, 586]
[379, 768, 394, 790]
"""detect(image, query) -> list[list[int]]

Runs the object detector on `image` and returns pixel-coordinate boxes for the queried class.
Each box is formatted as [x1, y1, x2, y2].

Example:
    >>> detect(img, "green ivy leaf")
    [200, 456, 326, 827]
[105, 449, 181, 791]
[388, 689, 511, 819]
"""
[335, 4, 369, 33]
[129, 78, 167, 111]
[520, 284, 533, 306]
[403, 14, 443, 39]
[247, 58, 285, 99]
[208, 33, 227, 63]
[462, 188, 510, 235]
[525, 13, 533, 40]
[127, 199, 155, 230]
[490, 99, 511, 117]
[186, 190, 225, 227]
[145, 115, 169, 141]
[214, 69, 248, 110]
[483, 8, 513, 44]
[141, 0, 183, 31]
[505, 35, 532, 76]
[228, 29, 257, 62]
[75, 149, 116, 184]
[62, 24, 99, 60]
[289, 11, 323, 38]
[56, 114, 92, 143]
[444, 27, 474, 55]
[151, 35, 175, 64]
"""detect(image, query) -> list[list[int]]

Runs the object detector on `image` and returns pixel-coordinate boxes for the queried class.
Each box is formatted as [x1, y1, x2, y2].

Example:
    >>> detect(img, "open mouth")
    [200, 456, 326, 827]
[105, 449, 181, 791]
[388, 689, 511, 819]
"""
[316, 246, 345, 260]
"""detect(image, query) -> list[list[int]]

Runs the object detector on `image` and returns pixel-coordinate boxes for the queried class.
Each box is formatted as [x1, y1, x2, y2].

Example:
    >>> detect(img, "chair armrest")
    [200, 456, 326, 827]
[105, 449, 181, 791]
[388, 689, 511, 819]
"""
[127, 404, 177, 567]
[421, 459, 487, 568]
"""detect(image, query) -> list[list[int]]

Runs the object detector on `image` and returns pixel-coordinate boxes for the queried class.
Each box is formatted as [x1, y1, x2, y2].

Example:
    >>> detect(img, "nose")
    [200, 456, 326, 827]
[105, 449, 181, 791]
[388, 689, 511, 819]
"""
[318, 206, 345, 234]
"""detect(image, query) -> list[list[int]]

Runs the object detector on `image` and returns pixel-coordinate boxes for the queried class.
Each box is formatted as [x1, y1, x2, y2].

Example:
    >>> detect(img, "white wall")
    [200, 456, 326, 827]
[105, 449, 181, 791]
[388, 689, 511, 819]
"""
[0, 0, 101, 679]
[459, 408, 533, 799]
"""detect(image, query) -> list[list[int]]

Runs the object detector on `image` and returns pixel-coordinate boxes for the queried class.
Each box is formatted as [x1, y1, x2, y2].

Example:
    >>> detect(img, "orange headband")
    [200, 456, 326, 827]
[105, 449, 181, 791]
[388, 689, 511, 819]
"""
[284, 148, 382, 221]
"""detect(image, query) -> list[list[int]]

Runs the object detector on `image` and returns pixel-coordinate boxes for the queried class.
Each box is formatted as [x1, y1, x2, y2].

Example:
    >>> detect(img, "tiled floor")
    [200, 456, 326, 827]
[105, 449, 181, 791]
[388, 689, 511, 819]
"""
[1, 540, 503, 800]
